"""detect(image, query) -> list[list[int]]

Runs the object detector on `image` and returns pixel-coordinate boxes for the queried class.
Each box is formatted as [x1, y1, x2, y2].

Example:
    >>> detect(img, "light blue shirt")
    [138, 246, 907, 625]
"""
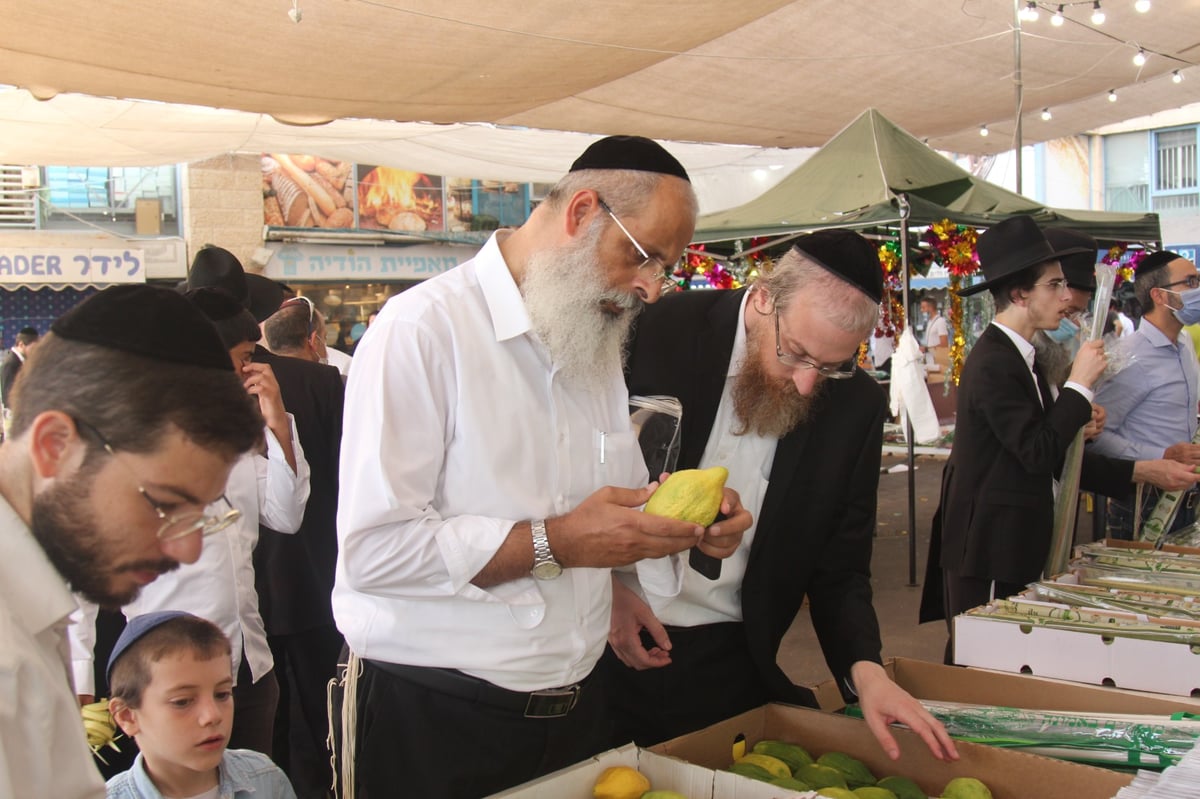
[1088, 320, 1200, 461]
[106, 750, 296, 799]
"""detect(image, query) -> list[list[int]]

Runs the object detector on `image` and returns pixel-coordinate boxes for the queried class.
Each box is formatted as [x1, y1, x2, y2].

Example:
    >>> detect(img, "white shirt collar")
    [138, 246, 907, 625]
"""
[727, 292, 752, 378]
[475, 230, 531, 343]
[0, 492, 77, 637]
[991, 320, 1037, 372]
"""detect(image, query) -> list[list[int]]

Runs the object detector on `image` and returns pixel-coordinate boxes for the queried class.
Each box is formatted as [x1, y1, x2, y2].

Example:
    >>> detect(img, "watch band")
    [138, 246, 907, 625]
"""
[530, 519, 562, 580]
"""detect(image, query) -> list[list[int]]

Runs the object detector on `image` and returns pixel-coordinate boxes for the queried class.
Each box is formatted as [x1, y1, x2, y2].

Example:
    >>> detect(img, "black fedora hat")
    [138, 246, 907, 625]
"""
[1044, 228, 1099, 292]
[188, 245, 249, 305]
[958, 215, 1092, 297]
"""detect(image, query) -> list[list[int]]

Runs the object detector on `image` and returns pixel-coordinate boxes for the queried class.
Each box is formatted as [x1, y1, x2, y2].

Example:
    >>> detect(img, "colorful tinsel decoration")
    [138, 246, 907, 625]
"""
[923, 220, 980, 386]
[1101, 242, 1148, 286]
[671, 240, 769, 290]
[877, 241, 903, 290]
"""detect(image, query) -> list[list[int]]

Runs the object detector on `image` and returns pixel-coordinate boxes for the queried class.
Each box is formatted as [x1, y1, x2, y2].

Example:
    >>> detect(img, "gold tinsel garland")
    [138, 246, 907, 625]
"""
[947, 274, 967, 387]
[922, 220, 980, 386]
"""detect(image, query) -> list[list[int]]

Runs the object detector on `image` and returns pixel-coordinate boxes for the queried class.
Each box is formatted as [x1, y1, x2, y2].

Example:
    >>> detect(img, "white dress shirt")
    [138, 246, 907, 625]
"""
[71, 419, 310, 693]
[0, 494, 106, 799]
[637, 292, 775, 625]
[991, 321, 1094, 405]
[324, 346, 352, 378]
[333, 231, 682, 692]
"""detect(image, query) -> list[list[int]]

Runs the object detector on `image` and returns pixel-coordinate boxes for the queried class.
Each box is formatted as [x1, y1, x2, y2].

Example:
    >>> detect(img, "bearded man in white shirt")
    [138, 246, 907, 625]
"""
[0, 285, 264, 799]
[332, 136, 751, 799]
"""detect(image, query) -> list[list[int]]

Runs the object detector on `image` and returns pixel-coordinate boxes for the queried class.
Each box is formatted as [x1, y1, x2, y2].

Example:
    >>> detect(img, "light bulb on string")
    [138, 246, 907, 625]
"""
[1173, 70, 1184, 84]
[1019, 1, 1039, 22]
[1135, 0, 1151, 12]
[1051, 5, 1065, 25]
[1133, 49, 1147, 66]
[1041, 108, 1052, 121]
[979, 125, 989, 137]
[1091, 1, 1105, 24]
[1108, 89, 1118, 102]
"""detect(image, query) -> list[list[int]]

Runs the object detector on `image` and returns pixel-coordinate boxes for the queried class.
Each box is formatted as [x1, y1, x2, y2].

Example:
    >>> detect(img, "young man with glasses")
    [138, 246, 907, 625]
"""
[70, 287, 311, 758]
[1087, 250, 1200, 539]
[601, 230, 957, 763]
[921, 216, 1198, 639]
[332, 136, 751, 799]
[0, 285, 263, 799]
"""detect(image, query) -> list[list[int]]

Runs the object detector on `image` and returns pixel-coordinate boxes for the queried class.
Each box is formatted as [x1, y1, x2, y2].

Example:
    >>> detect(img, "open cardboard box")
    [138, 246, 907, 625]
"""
[651, 703, 1132, 799]
[811, 656, 1200, 715]
[953, 591, 1200, 697]
[486, 743, 715, 798]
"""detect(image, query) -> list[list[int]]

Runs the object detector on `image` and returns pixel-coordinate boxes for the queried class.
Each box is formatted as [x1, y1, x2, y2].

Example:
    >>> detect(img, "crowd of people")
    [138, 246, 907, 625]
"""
[3, 134, 1198, 799]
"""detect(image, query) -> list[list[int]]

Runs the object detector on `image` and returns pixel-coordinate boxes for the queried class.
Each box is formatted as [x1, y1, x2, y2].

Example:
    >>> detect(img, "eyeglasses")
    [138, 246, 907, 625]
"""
[774, 309, 857, 379]
[1032, 278, 1071, 293]
[596, 197, 677, 292]
[1163, 275, 1200, 291]
[74, 418, 241, 542]
[280, 295, 317, 336]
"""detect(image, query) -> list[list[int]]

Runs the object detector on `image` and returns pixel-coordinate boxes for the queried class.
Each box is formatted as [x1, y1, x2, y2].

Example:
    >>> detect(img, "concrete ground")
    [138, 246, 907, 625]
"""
[777, 450, 1100, 689]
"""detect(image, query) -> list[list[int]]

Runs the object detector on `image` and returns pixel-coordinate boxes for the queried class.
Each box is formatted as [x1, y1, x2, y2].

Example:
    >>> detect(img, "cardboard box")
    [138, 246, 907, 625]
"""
[135, 198, 161, 235]
[813, 656, 1200, 716]
[652, 703, 1131, 799]
[953, 611, 1200, 697]
[487, 743, 715, 798]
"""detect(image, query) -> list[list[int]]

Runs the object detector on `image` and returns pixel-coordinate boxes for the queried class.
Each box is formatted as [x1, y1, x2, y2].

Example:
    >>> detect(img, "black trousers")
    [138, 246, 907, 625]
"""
[597, 621, 771, 748]
[231, 656, 279, 756]
[269, 625, 344, 799]
[334, 656, 612, 799]
[941, 571, 1025, 664]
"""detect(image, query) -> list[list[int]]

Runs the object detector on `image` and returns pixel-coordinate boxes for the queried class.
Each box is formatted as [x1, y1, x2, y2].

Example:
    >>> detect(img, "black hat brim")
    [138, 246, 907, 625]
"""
[957, 245, 1093, 296]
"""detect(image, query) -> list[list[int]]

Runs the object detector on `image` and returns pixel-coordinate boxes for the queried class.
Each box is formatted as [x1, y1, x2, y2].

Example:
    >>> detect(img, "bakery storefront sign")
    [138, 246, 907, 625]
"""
[264, 242, 479, 282]
[0, 247, 145, 286]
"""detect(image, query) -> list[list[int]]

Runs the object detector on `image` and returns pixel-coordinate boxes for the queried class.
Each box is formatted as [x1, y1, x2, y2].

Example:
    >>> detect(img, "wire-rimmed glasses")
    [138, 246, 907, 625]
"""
[596, 197, 677, 292]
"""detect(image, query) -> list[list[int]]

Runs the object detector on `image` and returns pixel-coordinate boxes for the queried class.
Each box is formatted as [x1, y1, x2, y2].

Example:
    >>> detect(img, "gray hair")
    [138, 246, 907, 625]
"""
[755, 247, 879, 337]
[544, 169, 698, 220]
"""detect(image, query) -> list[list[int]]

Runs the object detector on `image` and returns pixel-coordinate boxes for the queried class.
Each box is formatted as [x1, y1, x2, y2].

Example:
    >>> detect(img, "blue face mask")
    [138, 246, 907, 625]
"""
[1169, 286, 1200, 326]
[1046, 316, 1080, 344]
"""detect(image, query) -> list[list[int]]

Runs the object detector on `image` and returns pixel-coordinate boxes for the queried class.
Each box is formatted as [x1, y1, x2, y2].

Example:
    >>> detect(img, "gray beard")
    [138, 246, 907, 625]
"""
[521, 230, 642, 394]
[731, 321, 822, 438]
[1031, 330, 1073, 389]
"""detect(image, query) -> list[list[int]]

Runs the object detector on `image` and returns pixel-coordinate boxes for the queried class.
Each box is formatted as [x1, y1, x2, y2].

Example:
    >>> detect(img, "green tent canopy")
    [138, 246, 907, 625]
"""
[693, 108, 1160, 245]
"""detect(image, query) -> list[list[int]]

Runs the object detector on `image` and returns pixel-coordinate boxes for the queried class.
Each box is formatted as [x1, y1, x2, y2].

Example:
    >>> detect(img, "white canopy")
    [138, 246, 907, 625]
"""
[2, 0, 1199, 164]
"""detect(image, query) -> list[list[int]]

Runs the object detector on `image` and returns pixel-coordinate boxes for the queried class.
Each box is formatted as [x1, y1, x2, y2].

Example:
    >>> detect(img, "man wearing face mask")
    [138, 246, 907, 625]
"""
[1087, 250, 1200, 539]
[1034, 230, 1100, 391]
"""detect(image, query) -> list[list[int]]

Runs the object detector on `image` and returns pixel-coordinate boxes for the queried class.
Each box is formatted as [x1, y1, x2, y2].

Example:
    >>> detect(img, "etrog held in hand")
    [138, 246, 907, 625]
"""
[644, 466, 729, 526]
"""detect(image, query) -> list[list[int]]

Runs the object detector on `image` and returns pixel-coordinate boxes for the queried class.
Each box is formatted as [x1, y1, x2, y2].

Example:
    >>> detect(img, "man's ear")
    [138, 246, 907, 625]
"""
[563, 189, 601, 238]
[27, 411, 85, 480]
[108, 698, 141, 737]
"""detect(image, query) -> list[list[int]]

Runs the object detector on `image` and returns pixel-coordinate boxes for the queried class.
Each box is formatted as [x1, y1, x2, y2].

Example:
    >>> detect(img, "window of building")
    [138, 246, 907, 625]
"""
[1104, 130, 1150, 212]
[39, 165, 181, 235]
[0, 166, 38, 229]
[1152, 126, 1199, 216]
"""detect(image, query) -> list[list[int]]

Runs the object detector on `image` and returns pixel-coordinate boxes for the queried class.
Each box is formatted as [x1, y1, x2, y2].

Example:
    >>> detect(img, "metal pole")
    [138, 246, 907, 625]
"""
[1013, 0, 1024, 194]
[899, 195, 918, 587]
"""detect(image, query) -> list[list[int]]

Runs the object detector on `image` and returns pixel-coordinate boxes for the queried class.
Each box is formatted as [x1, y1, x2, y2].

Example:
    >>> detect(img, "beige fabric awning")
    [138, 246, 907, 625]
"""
[2, 0, 1199, 160]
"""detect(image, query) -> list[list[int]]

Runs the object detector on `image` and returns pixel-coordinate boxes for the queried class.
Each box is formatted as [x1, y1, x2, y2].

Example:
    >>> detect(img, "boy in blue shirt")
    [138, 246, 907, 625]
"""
[105, 611, 296, 799]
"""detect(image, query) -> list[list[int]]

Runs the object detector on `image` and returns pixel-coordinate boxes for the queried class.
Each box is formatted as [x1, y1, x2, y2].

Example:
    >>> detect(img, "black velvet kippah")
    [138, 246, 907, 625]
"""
[792, 229, 884, 304]
[51, 284, 233, 371]
[569, 135, 690, 182]
[1137, 250, 1183, 277]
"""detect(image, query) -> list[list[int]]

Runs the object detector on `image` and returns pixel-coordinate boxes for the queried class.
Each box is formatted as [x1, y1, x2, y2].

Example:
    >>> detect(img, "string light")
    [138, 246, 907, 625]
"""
[1133, 49, 1147, 66]
[1173, 70, 1184, 83]
[1108, 88, 1118, 102]
[1051, 5, 1065, 25]
[1041, 107, 1052, 121]
[1091, 1, 1105, 25]
[1019, 1, 1039, 22]
[980, 125, 989, 137]
[1135, 0, 1151, 12]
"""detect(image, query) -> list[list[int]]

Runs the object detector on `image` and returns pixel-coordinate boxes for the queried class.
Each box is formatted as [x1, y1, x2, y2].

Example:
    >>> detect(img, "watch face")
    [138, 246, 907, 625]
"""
[531, 560, 563, 580]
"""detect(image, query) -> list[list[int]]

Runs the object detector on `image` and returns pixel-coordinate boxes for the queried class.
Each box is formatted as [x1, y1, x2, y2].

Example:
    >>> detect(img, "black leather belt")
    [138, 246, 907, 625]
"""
[365, 659, 586, 718]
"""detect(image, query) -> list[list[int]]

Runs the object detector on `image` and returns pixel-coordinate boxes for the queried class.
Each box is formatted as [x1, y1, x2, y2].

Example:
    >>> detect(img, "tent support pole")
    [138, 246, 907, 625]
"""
[899, 196, 918, 587]
[1013, 0, 1024, 194]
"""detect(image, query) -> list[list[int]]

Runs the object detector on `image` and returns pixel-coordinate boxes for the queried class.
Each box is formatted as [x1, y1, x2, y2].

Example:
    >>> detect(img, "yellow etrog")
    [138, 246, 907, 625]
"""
[644, 467, 728, 526]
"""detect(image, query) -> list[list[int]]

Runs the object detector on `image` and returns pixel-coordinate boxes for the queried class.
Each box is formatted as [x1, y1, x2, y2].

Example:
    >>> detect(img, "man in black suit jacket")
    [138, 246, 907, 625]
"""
[601, 231, 956, 762]
[0, 326, 39, 409]
[255, 293, 346, 799]
[919, 216, 1197, 635]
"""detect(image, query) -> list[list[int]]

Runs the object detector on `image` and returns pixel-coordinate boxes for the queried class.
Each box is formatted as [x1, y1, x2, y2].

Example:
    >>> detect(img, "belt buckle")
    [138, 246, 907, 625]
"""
[523, 685, 580, 718]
